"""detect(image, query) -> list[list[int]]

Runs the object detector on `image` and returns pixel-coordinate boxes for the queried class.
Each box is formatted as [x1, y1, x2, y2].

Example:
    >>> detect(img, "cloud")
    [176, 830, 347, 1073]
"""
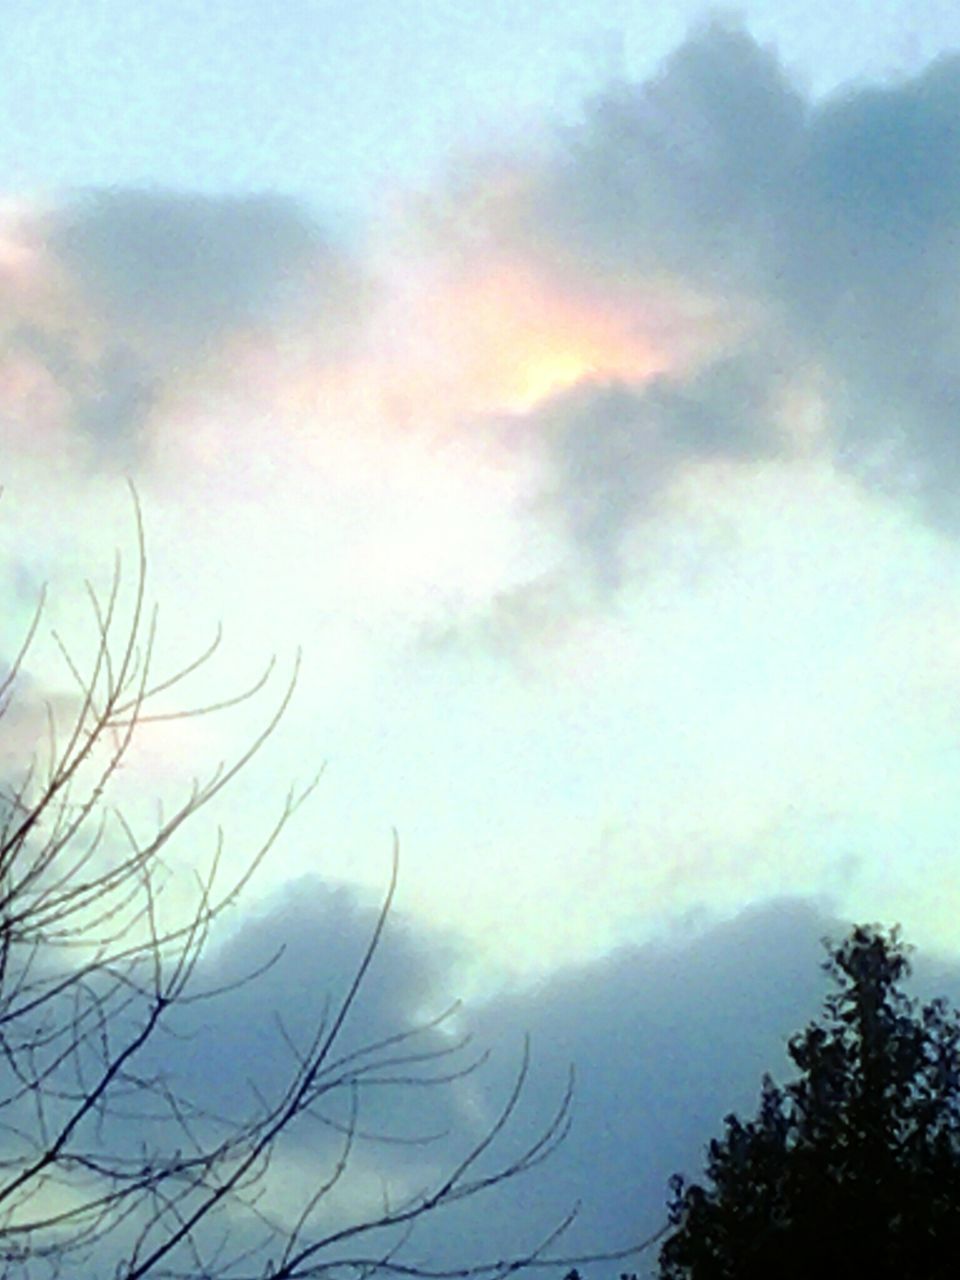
[147, 888, 960, 1275]
[6, 23, 960, 999]
[128, 874, 575, 1268]
[459, 895, 960, 1272]
[50, 189, 341, 348]
[533, 347, 788, 583]
[522, 19, 805, 292]
[461, 897, 835, 1268]
[178, 874, 463, 1087]
[0, 190, 365, 465]
[417, 571, 592, 660]
[410, 18, 960, 575]
[372, 20, 806, 590]
[780, 56, 960, 521]
[89, 883, 842, 1272]
[5, 26, 960, 551]
[8, 744, 960, 1269]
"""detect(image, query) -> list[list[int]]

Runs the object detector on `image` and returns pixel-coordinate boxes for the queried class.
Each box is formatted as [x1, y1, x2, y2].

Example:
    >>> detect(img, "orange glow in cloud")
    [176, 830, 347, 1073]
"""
[0, 199, 47, 289]
[219, 251, 678, 449]
[421, 259, 669, 412]
[0, 199, 84, 336]
[373, 255, 672, 421]
[151, 248, 682, 608]
[0, 187, 718, 513]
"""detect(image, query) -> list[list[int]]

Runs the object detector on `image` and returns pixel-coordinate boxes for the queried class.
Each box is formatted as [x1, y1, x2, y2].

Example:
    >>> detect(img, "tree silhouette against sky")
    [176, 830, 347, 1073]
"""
[658, 924, 960, 1280]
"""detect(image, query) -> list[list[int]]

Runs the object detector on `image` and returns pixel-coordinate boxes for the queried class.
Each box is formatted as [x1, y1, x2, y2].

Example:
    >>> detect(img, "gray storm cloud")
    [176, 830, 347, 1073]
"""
[126, 886, 958, 1276]
[3, 190, 363, 464]
[785, 57, 960, 518]
[528, 20, 805, 290]
[50, 190, 330, 348]
[483, 19, 960, 565]
[8, 22, 958, 527]
[535, 349, 785, 584]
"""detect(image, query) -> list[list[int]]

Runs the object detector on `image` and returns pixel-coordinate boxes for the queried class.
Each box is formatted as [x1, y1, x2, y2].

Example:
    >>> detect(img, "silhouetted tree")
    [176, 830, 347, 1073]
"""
[0, 494, 590, 1279]
[659, 924, 960, 1280]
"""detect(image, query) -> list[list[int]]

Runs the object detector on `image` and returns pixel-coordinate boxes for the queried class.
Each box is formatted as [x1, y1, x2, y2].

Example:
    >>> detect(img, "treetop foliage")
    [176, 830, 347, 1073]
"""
[659, 924, 960, 1280]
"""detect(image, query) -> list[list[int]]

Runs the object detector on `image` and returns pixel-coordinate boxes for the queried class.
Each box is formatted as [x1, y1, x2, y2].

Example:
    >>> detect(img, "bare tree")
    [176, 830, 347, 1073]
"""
[0, 492, 599, 1279]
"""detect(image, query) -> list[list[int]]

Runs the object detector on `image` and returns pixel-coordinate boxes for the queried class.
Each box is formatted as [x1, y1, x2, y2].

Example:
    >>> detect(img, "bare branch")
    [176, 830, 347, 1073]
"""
[0, 491, 605, 1280]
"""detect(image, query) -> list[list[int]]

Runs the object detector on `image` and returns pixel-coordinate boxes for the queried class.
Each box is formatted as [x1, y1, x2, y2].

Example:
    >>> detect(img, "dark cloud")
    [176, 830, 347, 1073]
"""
[2, 190, 364, 462]
[536, 350, 786, 583]
[5, 323, 157, 465]
[417, 573, 592, 660]
[539, 380, 674, 586]
[169, 889, 846, 1271]
[784, 56, 960, 520]
[526, 19, 805, 291]
[153, 875, 632, 1277]
[494, 19, 960, 547]
[50, 189, 336, 349]
[463, 899, 960, 1274]
[457, 898, 836, 1271]
[159, 876, 465, 1140]
[42, 875, 960, 1276]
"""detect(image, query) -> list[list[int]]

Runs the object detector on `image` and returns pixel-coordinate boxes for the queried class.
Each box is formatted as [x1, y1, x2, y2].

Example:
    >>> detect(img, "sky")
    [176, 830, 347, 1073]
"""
[4, 0, 960, 1272]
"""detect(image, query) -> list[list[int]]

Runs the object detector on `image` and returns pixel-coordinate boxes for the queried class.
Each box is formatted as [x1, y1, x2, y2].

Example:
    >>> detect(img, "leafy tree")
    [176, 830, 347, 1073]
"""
[659, 924, 960, 1280]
